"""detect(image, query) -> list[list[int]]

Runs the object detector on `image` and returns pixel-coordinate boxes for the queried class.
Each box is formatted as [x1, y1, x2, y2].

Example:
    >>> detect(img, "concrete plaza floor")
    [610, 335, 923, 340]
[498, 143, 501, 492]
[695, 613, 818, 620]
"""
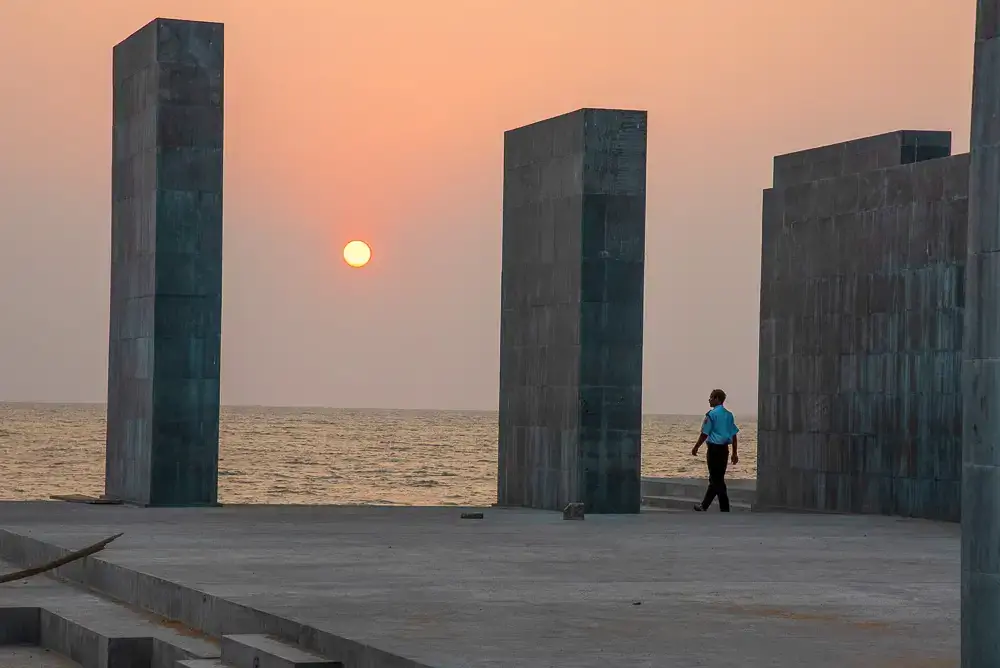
[0, 648, 82, 668]
[0, 502, 959, 667]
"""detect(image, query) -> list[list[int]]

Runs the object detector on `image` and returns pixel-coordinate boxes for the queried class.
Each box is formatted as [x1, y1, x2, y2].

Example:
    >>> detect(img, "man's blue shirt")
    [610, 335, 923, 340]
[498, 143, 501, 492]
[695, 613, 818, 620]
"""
[702, 405, 739, 445]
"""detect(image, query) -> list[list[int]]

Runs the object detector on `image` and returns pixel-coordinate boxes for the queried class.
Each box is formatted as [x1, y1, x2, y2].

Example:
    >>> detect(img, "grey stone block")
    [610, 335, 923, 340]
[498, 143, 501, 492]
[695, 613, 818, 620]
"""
[773, 131, 953, 190]
[106, 18, 224, 507]
[39, 609, 99, 667]
[7, 596, 217, 668]
[38, 608, 154, 668]
[498, 109, 646, 513]
[758, 130, 966, 522]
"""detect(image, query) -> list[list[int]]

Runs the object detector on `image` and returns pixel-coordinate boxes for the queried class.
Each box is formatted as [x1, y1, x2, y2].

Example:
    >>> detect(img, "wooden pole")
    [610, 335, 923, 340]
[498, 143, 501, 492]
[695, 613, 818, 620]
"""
[0, 533, 123, 584]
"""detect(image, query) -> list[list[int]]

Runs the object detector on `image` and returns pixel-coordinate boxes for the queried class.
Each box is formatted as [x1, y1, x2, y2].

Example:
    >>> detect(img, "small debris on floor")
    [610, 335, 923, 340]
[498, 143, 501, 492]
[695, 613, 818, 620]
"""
[461, 512, 484, 520]
[563, 502, 585, 520]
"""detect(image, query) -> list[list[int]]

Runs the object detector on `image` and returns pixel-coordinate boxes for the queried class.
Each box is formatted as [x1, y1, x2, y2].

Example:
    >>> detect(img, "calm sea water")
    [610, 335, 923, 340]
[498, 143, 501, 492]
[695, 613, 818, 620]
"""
[0, 404, 757, 505]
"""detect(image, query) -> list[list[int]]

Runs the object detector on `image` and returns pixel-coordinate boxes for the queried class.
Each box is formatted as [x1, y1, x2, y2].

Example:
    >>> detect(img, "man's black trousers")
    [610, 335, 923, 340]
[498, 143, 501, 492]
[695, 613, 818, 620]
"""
[701, 442, 730, 512]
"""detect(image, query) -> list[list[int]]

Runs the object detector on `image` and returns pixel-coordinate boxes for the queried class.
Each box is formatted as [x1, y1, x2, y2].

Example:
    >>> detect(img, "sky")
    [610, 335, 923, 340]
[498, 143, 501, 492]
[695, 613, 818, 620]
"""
[0, 0, 976, 415]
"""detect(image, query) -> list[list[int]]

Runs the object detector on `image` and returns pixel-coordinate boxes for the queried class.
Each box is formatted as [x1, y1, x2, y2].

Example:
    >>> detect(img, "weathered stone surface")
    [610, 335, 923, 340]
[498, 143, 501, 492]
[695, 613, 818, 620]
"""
[772, 130, 953, 189]
[498, 108, 646, 514]
[0, 505, 963, 667]
[221, 634, 340, 668]
[964, 2, 1000, 664]
[757, 131, 967, 523]
[105, 18, 224, 507]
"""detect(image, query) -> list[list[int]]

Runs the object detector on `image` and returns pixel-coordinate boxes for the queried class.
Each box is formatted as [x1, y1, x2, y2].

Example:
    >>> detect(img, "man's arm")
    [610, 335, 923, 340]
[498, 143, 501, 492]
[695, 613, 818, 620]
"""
[731, 434, 739, 464]
[691, 432, 708, 456]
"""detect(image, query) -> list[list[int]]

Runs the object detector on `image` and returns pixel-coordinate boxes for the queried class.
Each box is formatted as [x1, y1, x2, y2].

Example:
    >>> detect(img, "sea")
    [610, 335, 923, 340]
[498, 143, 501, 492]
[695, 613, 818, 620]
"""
[0, 404, 757, 505]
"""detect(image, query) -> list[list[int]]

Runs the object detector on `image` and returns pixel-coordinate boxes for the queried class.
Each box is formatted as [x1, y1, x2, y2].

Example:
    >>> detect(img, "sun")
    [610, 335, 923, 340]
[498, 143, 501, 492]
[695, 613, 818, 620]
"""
[343, 240, 372, 268]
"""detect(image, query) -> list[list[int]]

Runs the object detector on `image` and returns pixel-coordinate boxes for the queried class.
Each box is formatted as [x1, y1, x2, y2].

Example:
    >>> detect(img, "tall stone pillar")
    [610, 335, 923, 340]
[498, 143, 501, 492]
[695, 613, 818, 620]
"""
[965, 0, 1000, 663]
[105, 18, 224, 506]
[498, 108, 647, 513]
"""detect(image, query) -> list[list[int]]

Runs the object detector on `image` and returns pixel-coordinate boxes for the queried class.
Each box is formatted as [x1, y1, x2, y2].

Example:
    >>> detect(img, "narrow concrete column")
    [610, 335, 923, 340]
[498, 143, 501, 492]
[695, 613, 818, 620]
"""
[965, 1, 1000, 663]
[498, 108, 647, 513]
[105, 18, 224, 506]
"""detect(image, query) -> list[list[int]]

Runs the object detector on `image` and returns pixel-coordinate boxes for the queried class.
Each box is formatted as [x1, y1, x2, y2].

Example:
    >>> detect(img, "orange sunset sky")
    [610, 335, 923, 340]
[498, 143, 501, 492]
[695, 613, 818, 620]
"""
[0, 1, 976, 414]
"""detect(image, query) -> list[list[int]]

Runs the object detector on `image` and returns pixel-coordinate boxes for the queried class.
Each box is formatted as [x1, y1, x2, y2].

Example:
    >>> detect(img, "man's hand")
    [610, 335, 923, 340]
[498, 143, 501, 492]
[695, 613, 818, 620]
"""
[691, 445, 700, 457]
[731, 451, 739, 465]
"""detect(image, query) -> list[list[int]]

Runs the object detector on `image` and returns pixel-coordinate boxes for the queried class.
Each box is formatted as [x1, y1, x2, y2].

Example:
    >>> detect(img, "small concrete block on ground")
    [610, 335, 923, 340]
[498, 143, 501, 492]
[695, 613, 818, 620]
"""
[222, 634, 341, 668]
[562, 502, 584, 520]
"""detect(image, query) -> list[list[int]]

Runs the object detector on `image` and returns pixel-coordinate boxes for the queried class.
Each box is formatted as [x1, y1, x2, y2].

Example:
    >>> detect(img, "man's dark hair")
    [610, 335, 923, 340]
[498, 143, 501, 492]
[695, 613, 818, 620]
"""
[711, 389, 727, 404]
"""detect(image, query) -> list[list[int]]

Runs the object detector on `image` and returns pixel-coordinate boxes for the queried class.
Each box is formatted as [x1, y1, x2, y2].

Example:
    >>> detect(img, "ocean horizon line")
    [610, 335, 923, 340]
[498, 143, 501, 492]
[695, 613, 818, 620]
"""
[0, 400, 756, 420]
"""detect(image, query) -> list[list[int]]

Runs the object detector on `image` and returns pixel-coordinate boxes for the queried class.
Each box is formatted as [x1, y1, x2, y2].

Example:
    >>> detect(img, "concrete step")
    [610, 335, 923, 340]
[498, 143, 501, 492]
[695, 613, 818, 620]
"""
[40, 608, 151, 668]
[0, 533, 417, 668]
[0, 604, 220, 668]
[641, 495, 752, 512]
[641, 478, 756, 505]
[221, 634, 342, 668]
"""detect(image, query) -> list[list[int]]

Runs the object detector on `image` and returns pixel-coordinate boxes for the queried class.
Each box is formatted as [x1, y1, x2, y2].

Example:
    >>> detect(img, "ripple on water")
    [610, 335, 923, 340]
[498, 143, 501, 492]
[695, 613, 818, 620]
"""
[0, 405, 757, 505]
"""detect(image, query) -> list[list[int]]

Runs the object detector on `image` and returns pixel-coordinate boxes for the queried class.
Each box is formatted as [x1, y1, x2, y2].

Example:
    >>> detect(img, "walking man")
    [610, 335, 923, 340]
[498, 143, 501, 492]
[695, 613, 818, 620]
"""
[691, 389, 740, 512]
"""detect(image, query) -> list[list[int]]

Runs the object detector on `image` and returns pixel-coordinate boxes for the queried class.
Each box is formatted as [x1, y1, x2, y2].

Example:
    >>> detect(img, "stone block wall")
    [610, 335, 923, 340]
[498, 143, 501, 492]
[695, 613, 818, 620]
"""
[962, 1, 1000, 657]
[757, 130, 968, 522]
[106, 18, 224, 506]
[498, 108, 646, 513]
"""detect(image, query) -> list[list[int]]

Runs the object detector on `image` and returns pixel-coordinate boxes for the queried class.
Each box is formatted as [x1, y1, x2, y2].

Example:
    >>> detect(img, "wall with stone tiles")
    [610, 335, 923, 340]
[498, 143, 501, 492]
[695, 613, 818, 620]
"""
[757, 130, 968, 522]
[106, 18, 223, 506]
[499, 108, 646, 513]
[962, 1, 1000, 656]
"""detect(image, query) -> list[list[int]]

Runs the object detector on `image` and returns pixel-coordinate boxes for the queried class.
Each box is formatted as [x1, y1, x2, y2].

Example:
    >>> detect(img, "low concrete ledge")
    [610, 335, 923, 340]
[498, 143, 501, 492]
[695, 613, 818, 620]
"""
[0, 530, 434, 668]
[39, 609, 151, 668]
[0, 608, 132, 668]
[0, 604, 218, 668]
[221, 633, 343, 668]
[641, 476, 757, 511]
[642, 495, 752, 512]
[642, 476, 755, 495]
